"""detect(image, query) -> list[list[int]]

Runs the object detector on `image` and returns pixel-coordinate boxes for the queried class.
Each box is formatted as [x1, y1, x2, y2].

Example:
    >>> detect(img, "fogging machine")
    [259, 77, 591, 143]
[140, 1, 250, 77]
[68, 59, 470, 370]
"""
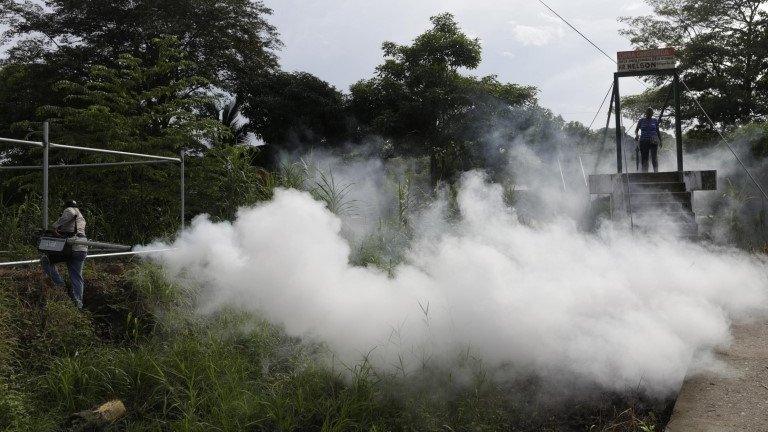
[37, 231, 131, 263]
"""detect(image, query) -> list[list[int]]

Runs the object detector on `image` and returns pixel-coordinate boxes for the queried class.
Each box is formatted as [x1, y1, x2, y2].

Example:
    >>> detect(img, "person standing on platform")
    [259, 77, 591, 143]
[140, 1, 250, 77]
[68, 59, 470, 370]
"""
[635, 108, 662, 173]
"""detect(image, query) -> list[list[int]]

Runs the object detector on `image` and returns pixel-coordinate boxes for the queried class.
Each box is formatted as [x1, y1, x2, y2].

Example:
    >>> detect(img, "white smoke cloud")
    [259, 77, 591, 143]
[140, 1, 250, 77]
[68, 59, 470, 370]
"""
[146, 171, 768, 397]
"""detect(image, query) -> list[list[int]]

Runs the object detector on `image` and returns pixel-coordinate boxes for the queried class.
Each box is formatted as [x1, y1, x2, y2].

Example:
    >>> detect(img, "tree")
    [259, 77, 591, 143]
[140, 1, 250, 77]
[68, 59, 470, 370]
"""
[0, 0, 280, 89]
[349, 13, 537, 182]
[40, 37, 225, 156]
[0, 0, 281, 142]
[240, 71, 349, 150]
[203, 96, 250, 146]
[620, 0, 768, 129]
[349, 13, 482, 158]
[563, 121, 598, 151]
[3, 37, 228, 244]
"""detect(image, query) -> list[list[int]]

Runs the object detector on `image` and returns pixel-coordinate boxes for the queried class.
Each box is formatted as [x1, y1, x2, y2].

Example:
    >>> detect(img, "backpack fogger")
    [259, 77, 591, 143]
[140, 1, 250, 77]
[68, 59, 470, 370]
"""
[37, 231, 131, 263]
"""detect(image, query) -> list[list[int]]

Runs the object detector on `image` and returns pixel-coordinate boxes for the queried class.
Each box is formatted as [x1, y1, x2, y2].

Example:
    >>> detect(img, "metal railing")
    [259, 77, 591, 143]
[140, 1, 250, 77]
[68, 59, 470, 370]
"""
[0, 120, 186, 231]
[0, 160, 174, 170]
[0, 136, 181, 162]
[0, 120, 187, 267]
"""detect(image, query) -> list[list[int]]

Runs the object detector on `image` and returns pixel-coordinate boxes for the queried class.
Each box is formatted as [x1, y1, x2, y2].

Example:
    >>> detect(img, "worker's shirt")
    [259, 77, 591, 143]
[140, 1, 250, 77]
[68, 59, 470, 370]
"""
[638, 118, 660, 142]
[53, 207, 87, 252]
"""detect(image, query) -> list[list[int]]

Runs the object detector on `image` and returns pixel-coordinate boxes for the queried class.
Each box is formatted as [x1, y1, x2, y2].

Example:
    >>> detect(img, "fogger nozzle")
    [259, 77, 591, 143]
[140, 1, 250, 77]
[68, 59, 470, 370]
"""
[65, 238, 132, 252]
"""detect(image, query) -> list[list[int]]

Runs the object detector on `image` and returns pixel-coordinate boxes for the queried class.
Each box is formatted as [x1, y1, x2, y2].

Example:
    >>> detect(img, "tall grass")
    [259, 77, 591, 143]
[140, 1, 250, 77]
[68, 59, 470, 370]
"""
[0, 152, 680, 431]
[39, 313, 392, 431]
[0, 192, 41, 259]
[0, 259, 670, 432]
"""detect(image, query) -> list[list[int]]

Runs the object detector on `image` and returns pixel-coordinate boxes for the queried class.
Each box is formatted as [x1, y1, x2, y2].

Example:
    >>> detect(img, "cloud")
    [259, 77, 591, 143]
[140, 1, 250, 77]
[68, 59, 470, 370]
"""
[509, 22, 564, 46]
[538, 12, 563, 24]
[622, 2, 646, 12]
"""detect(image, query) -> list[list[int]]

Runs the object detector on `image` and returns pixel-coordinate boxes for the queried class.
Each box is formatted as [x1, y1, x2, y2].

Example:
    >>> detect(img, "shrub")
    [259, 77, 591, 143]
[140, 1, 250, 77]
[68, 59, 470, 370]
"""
[39, 301, 98, 358]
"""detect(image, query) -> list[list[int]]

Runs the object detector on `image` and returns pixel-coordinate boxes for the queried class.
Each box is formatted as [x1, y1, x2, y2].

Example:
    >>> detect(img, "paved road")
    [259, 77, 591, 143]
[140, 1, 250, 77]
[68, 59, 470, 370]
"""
[666, 322, 768, 432]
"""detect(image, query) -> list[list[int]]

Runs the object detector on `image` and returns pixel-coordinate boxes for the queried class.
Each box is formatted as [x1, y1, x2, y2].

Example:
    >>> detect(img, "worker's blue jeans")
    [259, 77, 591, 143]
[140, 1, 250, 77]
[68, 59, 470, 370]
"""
[639, 139, 659, 173]
[41, 251, 87, 308]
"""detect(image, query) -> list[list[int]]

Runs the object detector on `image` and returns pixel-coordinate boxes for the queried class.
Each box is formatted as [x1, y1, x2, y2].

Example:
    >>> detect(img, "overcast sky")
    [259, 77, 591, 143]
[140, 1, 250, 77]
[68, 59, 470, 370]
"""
[266, 0, 648, 127]
[0, 0, 649, 127]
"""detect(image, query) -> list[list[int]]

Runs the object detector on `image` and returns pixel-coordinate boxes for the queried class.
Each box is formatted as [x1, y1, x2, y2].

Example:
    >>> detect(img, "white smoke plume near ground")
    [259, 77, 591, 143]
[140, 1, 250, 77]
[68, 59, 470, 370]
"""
[147, 171, 768, 397]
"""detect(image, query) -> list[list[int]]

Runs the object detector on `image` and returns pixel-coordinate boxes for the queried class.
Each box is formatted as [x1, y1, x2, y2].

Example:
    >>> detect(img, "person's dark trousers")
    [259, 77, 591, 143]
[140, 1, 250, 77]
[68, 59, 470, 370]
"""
[41, 251, 87, 309]
[67, 251, 87, 308]
[639, 139, 659, 173]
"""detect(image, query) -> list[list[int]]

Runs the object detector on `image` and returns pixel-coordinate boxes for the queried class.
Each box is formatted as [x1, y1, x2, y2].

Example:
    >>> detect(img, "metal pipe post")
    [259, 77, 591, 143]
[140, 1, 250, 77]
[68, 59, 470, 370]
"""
[0, 137, 44, 147]
[180, 149, 185, 229]
[0, 136, 180, 162]
[673, 73, 684, 172]
[613, 74, 623, 173]
[49, 143, 180, 162]
[0, 160, 174, 171]
[42, 121, 50, 229]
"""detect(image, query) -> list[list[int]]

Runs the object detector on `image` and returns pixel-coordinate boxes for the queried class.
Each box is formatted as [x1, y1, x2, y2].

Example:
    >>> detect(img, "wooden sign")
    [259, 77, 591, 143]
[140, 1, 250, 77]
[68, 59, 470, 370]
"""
[617, 48, 676, 72]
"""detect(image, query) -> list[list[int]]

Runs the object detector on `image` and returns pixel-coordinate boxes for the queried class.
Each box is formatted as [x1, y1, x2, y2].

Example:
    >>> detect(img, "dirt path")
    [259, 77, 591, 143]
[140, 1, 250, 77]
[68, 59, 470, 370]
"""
[666, 321, 768, 432]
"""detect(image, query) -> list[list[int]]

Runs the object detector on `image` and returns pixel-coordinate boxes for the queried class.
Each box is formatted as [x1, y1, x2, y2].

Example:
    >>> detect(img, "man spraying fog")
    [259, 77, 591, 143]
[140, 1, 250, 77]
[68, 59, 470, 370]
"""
[41, 200, 88, 309]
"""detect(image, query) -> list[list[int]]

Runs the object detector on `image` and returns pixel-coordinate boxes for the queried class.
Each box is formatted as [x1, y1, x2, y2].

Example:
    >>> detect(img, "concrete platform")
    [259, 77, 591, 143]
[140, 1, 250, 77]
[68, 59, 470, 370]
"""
[588, 170, 717, 237]
[666, 321, 768, 432]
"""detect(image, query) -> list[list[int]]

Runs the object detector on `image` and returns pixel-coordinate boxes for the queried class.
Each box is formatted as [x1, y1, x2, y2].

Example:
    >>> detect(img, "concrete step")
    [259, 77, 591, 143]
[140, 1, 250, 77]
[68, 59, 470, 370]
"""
[628, 191, 692, 205]
[661, 222, 698, 237]
[635, 224, 699, 239]
[623, 171, 683, 183]
[627, 182, 686, 193]
[630, 201, 693, 212]
[632, 210, 696, 223]
[633, 213, 699, 238]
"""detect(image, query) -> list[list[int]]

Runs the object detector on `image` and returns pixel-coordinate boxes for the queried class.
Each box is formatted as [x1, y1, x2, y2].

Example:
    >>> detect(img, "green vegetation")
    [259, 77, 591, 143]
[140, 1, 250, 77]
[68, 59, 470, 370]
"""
[0, 6, 564, 251]
[349, 13, 538, 183]
[620, 0, 768, 130]
[2, 0, 762, 252]
[0, 262, 668, 431]
[1, 0, 767, 429]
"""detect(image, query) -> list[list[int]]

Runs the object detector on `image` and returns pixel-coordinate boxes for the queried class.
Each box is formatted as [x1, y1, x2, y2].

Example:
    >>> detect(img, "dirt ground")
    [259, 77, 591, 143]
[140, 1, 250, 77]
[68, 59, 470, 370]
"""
[666, 321, 768, 432]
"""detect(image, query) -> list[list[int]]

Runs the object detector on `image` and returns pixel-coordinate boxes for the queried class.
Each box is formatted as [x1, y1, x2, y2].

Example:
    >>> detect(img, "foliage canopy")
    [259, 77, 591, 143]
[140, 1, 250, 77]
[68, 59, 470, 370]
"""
[620, 0, 768, 129]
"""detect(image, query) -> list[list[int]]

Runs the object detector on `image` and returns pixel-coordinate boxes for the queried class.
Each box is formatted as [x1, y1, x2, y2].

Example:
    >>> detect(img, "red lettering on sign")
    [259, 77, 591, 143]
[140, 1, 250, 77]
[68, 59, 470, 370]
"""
[617, 48, 676, 61]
